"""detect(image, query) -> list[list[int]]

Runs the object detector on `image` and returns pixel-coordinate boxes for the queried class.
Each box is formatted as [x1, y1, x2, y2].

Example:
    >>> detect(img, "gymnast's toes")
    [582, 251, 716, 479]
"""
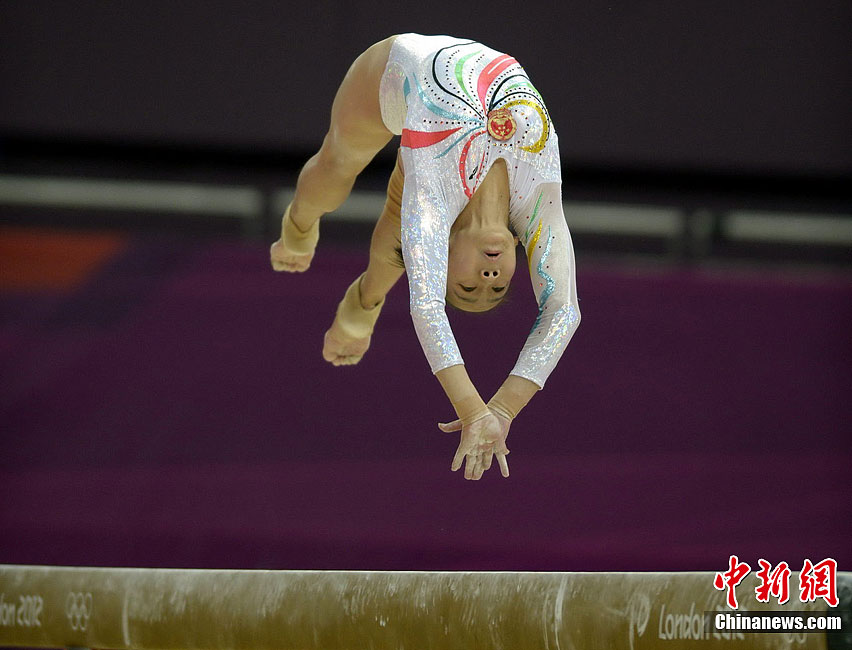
[270, 241, 313, 273]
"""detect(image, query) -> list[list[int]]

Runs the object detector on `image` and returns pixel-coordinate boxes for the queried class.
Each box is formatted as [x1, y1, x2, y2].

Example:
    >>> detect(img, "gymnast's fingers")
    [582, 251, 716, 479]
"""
[482, 449, 494, 473]
[464, 453, 477, 480]
[451, 444, 468, 472]
[497, 453, 510, 478]
[438, 419, 462, 433]
[472, 453, 487, 480]
[471, 450, 490, 480]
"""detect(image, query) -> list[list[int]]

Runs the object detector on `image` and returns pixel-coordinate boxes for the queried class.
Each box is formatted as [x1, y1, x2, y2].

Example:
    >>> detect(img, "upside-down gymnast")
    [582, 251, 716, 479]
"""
[271, 34, 580, 480]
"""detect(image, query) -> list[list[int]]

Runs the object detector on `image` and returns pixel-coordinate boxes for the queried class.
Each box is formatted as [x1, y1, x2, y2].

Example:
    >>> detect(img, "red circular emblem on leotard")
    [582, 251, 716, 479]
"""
[486, 107, 516, 141]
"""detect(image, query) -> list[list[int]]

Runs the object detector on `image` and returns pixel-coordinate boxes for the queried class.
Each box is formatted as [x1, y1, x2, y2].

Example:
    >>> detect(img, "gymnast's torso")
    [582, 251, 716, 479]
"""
[380, 33, 579, 388]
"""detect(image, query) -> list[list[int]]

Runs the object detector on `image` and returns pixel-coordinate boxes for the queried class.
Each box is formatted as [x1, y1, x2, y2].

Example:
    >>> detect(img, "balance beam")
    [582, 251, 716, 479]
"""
[0, 565, 849, 649]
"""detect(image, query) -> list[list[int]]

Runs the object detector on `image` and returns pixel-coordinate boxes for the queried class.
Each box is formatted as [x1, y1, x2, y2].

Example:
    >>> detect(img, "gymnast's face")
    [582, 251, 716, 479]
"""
[446, 226, 518, 312]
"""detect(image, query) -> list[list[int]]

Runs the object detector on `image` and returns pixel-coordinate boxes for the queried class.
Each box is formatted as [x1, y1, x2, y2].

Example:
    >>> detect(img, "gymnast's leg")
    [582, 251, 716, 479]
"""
[322, 153, 406, 365]
[270, 36, 397, 272]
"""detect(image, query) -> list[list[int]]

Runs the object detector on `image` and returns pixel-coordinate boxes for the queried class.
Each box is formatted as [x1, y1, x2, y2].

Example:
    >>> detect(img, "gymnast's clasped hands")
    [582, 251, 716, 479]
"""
[271, 34, 581, 480]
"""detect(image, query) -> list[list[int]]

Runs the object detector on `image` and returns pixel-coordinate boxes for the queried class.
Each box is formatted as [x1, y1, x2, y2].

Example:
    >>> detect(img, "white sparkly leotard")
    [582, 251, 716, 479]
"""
[379, 33, 580, 388]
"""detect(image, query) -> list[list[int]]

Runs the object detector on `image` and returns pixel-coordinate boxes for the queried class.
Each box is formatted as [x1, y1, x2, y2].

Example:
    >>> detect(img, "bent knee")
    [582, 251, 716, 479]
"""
[319, 131, 384, 176]
[313, 138, 364, 178]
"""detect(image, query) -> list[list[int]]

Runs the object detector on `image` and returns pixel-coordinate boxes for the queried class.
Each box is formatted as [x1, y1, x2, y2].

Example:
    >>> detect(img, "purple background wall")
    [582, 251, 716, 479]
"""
[1, 232, 850, 571]
[1, 1, 851, 176]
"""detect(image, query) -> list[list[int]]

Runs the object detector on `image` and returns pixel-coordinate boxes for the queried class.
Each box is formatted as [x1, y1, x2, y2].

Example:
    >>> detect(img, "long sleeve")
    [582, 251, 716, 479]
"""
[387, 33, 570, 379]
[509, 182, 581, 388]
[399, 162, 465, 374]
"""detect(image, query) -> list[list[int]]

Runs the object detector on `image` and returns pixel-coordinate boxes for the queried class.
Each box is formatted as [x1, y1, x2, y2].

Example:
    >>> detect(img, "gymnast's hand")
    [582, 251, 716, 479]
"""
[270, 206, 319, 273]
[438, 410, 511, 480]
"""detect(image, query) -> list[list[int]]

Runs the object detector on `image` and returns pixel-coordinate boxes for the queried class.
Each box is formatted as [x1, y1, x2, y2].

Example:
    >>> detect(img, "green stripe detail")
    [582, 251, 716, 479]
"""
[455, 50, 481, 104]
[524, 191, 544, 242]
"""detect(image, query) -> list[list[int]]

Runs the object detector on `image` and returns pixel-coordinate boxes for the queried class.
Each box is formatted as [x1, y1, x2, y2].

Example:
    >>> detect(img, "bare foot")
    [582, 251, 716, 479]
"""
[322, 319, 372, 366]
[270, 206, 319, 272]
[270, 239, 314, 273]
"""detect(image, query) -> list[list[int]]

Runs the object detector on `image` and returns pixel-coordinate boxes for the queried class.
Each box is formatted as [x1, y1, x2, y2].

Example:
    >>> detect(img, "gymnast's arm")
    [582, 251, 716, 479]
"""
[384, 153, 493, 432]
[489, 183, 581, 419]
[367, 154, 505, 480]
[399, 165, 507, 479]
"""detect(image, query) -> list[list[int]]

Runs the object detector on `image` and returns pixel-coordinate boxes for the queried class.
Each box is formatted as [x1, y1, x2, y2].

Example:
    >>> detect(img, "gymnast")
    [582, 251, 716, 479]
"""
[271, 34, 580, 480]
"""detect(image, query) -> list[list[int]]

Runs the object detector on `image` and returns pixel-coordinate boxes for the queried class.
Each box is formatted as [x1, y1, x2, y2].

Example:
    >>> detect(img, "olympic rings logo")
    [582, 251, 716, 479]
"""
[65, 592, 92, 631]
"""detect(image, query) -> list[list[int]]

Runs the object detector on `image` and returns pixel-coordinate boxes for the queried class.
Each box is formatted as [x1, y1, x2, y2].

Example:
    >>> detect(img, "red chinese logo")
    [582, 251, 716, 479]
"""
[486, 108, 516, 141]
[713, 555, 752, 609]
[714, 556, 839, 609]
[755, 559, 791, 605]
[800, 558, 838, 607]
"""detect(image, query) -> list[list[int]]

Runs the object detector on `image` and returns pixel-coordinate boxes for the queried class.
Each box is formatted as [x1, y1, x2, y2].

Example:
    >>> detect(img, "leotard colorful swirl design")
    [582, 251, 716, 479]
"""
[381, 34, 579, 388]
